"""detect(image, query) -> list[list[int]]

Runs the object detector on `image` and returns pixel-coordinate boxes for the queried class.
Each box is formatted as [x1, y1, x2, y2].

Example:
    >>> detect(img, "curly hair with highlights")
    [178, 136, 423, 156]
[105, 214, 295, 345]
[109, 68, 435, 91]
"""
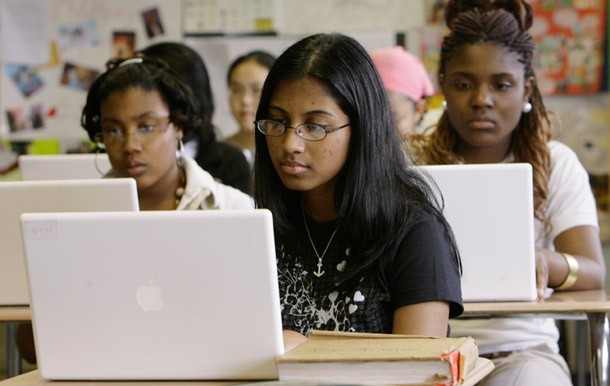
[410, 0, 554, 225]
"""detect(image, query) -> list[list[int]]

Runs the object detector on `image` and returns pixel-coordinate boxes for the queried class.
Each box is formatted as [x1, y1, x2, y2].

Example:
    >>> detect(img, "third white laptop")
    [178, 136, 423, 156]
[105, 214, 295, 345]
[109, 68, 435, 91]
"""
[417, 163, 537, 302]
[0, 178, 138, 305]
[20, 210, 283, 381]
[18, 153, 112, 180]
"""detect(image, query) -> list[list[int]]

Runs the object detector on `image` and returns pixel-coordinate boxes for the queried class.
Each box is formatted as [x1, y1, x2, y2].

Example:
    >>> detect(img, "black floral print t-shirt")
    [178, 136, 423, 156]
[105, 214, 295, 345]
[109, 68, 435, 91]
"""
[276, 212, 463, 336]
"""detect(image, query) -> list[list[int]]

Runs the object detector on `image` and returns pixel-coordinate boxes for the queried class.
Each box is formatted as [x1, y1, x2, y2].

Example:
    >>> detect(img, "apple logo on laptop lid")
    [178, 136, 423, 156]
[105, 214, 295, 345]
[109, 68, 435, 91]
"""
[136, 278, 164, 312]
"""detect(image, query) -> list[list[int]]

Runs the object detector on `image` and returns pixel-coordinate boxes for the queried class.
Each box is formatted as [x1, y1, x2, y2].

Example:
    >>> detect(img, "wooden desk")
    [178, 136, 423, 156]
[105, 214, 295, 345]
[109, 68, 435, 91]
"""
[2, 291, 608, 385]
[0, 360, 494, 385]
[463, 289, 610, 386]
[0, 371, 240, 385]
[1, 306, 32, 378]
[0, 307, 30, 322]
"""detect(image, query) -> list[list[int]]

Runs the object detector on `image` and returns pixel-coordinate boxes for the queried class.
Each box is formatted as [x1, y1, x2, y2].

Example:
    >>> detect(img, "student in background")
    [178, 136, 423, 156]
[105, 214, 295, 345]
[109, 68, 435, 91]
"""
[410, 1, 605, 384]
[137, 42, 251, 194]
[16, 56, 254, 363]
[252, 33, 463, 351]
[226, 50, 275, 165]
[82, 56, 253, 211]
[369, 46, 435, 140]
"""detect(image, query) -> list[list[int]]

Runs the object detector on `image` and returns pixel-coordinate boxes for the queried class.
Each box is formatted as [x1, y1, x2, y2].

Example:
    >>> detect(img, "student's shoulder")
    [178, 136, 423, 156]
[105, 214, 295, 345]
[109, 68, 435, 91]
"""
[547, 140, 588, 173]
[548, 140, 580, 163]
[215, 140, 248, 162]
[184, 155, 254, 210]
[400, 205, 447, 241]
[213, 180, 254, 210]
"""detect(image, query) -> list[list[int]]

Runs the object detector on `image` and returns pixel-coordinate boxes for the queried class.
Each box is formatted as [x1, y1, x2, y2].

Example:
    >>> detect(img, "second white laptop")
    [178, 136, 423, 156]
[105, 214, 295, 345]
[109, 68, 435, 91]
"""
[18, 153, 112, 180]
[417, 163, 537, 302]
[0, 178, 138, 305]
[20, 210, 284, 381]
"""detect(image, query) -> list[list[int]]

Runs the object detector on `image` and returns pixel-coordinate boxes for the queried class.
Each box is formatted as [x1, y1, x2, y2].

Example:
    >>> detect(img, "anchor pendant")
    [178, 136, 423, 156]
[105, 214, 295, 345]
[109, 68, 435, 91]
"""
[313, 261, 325, 277]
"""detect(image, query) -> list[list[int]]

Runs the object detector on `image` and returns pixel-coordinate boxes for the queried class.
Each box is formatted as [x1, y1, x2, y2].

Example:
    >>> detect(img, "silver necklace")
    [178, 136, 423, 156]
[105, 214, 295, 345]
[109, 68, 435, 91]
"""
[301, 205, 339, 278]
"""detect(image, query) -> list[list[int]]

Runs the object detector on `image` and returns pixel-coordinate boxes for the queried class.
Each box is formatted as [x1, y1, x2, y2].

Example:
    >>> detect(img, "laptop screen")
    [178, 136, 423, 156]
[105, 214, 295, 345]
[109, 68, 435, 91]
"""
[416, 163, 537, 302]
[21, 209, 283, 380]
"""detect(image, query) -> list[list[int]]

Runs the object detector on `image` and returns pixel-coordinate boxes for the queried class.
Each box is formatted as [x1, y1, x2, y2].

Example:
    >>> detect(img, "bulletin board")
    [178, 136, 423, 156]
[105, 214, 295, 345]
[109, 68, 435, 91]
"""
[183, 0, 426, 36]
[530, 0, 607, 95]
[417, 0, 608, 97]
[0, 0, 181, 151]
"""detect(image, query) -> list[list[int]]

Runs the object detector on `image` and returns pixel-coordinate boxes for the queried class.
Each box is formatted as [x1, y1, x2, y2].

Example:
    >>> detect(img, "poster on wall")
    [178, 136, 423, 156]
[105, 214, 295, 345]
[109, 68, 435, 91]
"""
[0, 0, 182, 153]
[530, 0, 606, 95]
[184, 0, 277, 35]
[420, 0, 607, 96]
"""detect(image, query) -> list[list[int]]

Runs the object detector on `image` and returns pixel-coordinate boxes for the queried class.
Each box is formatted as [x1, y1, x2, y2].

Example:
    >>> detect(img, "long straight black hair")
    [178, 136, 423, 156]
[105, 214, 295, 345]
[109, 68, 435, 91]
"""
[253, 33, 461, 281]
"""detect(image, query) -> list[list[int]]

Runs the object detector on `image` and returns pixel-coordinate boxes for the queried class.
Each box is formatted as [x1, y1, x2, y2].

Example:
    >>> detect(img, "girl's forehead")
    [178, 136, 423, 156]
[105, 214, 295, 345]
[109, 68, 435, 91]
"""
[445, 42, 524, 73]
[101, 87, 169, 116]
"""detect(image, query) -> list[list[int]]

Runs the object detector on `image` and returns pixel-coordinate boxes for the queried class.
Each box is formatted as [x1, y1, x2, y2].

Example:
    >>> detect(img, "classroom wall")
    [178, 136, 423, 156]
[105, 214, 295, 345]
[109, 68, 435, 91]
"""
[0, 0, 607, 184]
[0, 0, 181, 152]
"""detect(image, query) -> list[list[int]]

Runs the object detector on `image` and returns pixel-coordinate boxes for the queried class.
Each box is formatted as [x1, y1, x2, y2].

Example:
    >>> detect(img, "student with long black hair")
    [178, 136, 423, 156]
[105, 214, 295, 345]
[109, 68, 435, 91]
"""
[252, 33, 463, 350]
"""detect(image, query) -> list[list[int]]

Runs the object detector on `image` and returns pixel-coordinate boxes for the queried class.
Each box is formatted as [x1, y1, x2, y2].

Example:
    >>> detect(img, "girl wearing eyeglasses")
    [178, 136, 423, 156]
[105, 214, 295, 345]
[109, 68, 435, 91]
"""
[81, 57, 253, 211]
[16, 56, 255, 366]
[252, 33, 463, 351]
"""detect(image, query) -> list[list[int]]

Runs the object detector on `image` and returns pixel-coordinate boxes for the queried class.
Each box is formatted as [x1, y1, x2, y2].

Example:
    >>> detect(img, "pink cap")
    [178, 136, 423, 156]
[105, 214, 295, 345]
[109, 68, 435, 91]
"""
[369, 46, 434, 102]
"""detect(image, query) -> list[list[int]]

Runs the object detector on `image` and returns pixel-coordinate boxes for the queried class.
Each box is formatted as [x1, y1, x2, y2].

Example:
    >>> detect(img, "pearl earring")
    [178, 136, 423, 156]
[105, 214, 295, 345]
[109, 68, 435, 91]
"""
[441, 100, 447, 110]
[522, 101, 532, 113]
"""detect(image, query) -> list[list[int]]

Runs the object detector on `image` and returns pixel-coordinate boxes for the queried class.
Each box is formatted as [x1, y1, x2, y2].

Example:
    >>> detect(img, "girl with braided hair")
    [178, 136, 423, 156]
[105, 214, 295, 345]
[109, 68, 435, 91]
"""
[412, 1, 604, 384]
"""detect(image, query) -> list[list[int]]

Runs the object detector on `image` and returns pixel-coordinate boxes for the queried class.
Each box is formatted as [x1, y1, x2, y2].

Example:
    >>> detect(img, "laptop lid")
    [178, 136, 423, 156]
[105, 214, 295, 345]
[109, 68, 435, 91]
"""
[417, 163, 537, 302]
[18, 153, 112, 180]
[0, 179, 138, 305]
[20, 210, 284, 381]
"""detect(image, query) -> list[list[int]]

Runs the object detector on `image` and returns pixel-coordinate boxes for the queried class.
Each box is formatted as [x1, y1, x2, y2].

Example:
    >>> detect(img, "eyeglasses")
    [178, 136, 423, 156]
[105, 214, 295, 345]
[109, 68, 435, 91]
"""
[96, 118, 172, 146]
[255, 119, 350, 142]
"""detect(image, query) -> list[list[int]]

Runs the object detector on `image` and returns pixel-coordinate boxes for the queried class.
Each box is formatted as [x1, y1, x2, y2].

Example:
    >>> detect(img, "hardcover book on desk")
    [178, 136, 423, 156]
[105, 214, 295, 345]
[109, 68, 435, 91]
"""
[276, 331, 491, 386]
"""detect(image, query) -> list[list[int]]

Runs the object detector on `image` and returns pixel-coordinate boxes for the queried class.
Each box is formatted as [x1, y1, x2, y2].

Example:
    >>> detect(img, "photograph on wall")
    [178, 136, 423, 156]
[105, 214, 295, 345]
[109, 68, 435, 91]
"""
[4, 64, 44, 98]
[59, 62, 100, 92]
[112, 31, 136, 60]
[58, 19, 100, 52]
[6, 106, 27, 132]
[5, 103, 46, 133]
[141, 7, 165, 38]
[30, 103, 45, 129]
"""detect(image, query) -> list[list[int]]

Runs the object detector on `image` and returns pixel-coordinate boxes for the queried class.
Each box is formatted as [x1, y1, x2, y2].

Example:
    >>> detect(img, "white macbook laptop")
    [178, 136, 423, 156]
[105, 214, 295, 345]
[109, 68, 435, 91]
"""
[20, 210, 284, 381]
[0, 178, 138, 305]
[417, 163, 537, 302]
[18, 153, 112, 180]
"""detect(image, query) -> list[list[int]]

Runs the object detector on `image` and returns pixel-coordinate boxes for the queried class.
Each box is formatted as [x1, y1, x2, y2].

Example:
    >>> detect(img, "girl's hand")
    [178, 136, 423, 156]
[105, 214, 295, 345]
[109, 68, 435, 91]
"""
[535, 247, 551, 301]
[282, 330, 308, 352]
